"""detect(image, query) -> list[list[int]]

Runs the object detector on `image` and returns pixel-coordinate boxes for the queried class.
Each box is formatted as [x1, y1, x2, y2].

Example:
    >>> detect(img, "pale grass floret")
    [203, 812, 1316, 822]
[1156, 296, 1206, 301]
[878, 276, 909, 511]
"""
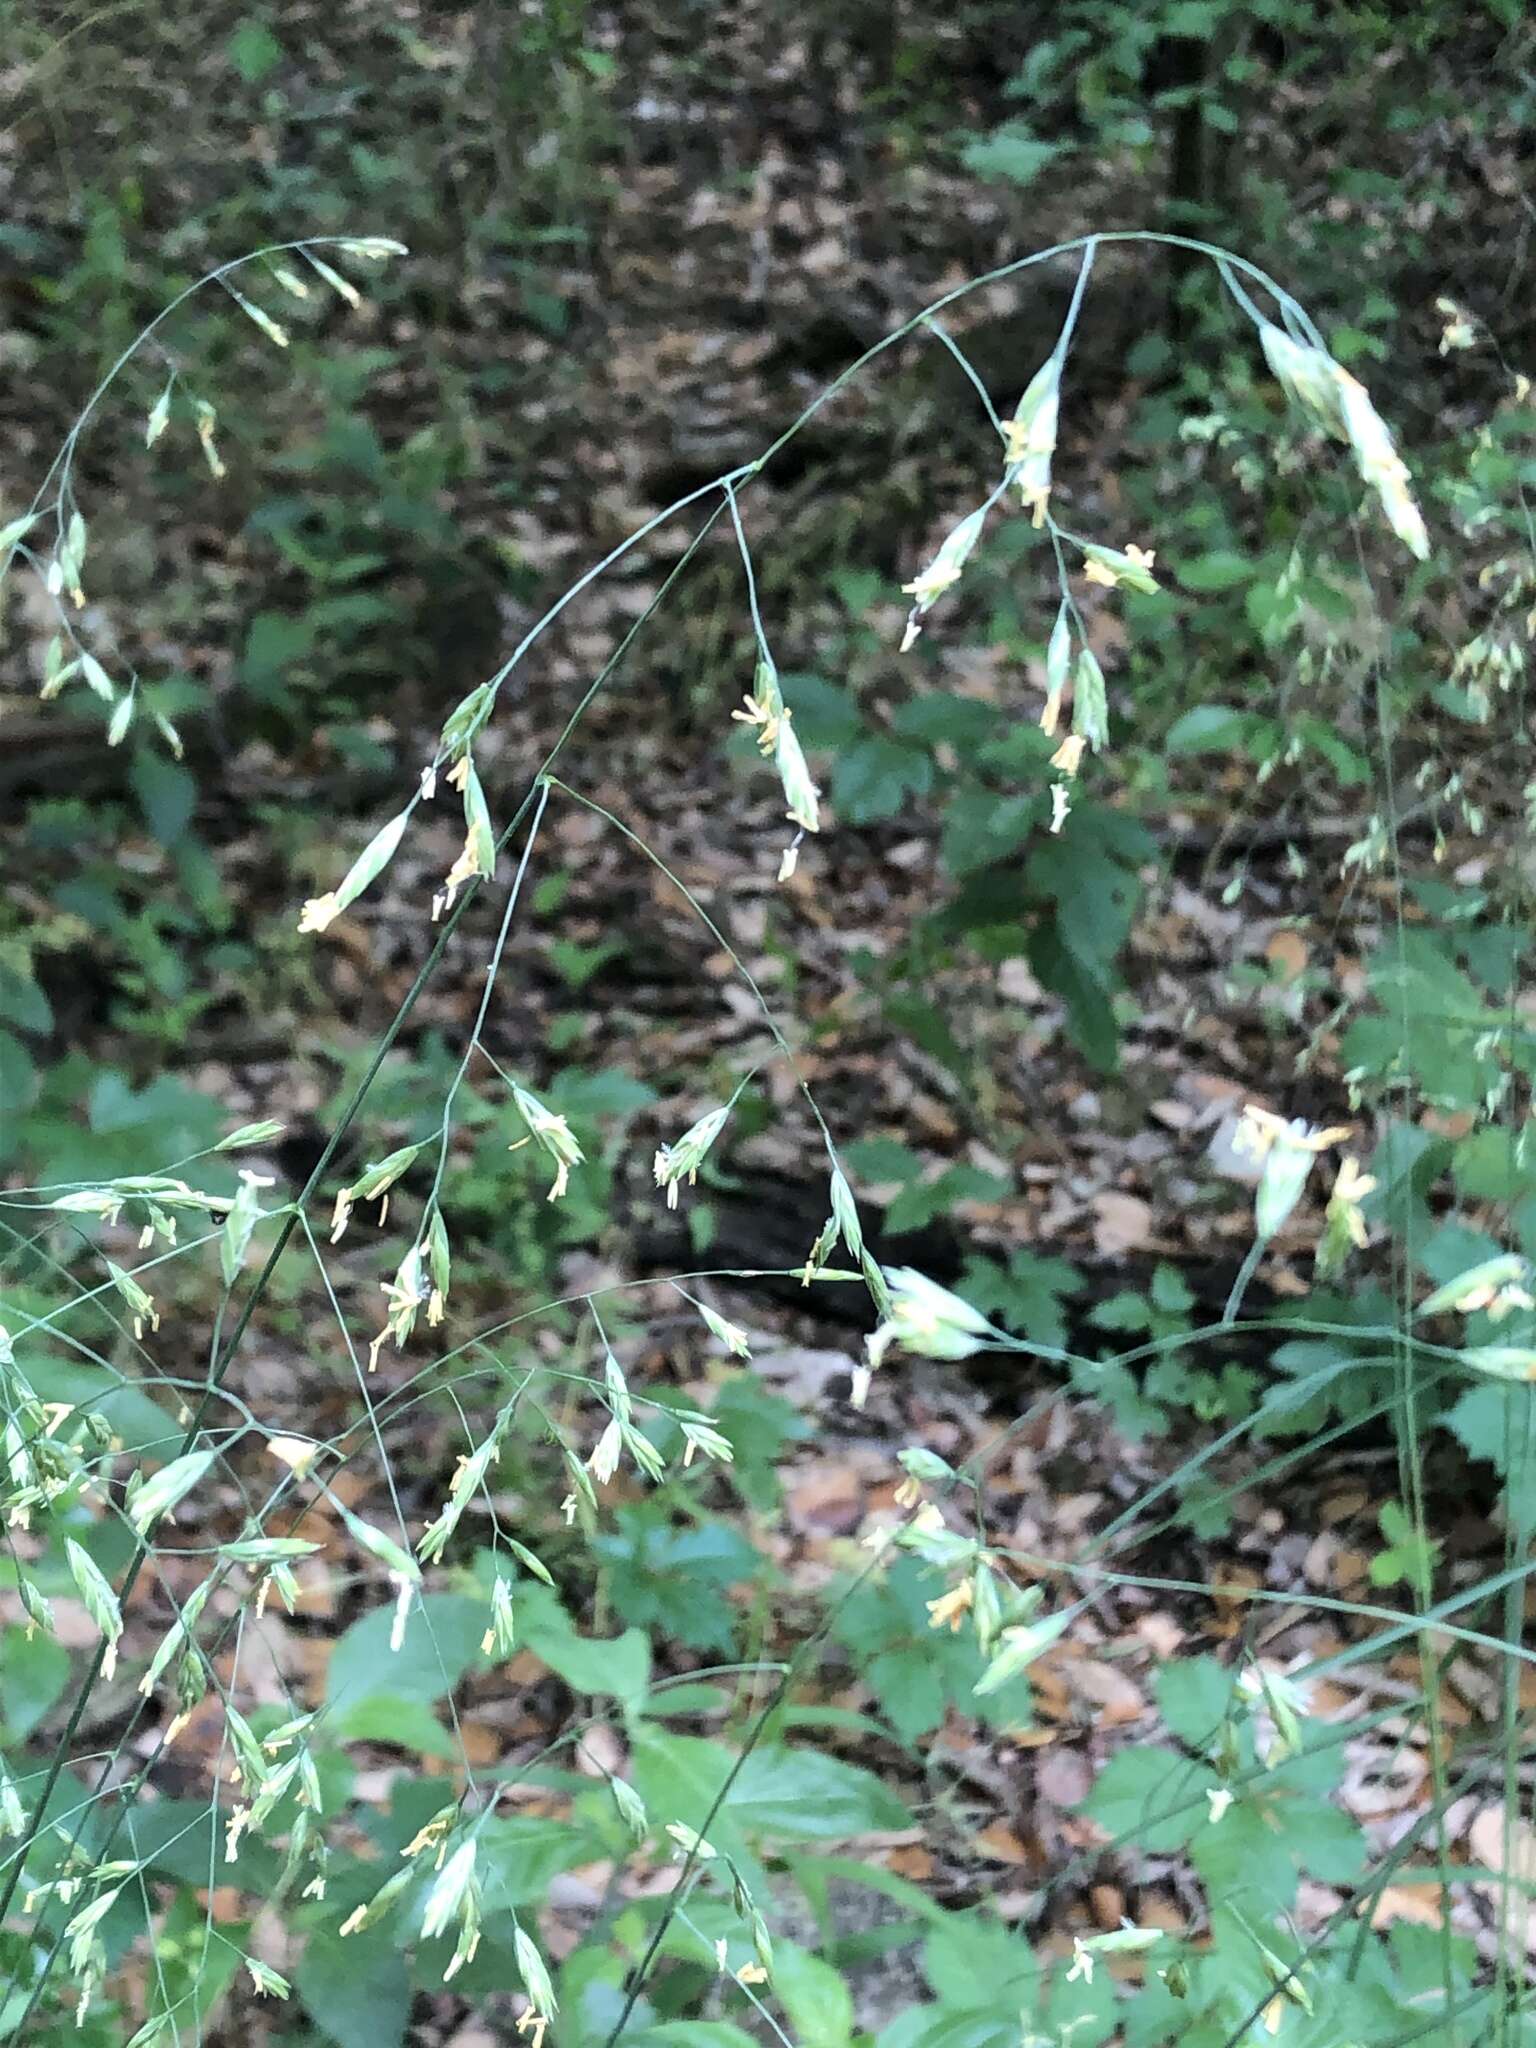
[680, 1415, 734, 1467]
[1327, 1154, 1376, 1249]
[1259, 320, 1429, 560]
[925, 1580, 974, 1633]
[296, 807, 411, 938]
[297, 892, 342, 935]
[697, 1301, 751, 1357]
[482, 1574, 516, 1657]
[653, 1102, 730, 1207]
[773, 714, 821, 834]
[1082, 541, 1158, 592]
[1041, 603, 1071, 736]
[587, 1417, 623, 1485]
[732, 688, 783, 753]
[1002, 354, 1061, 525]
[1417, 1253, 1531, 1318]
[245, 1958, 291, 1999]
[901, 508, 987, 607]
[1235, 1104, 1352, 1238]
[860, 1267, 994, 1406]
[266, 1434, 320, 1477]
[511, 1084, 584, 1202]
[514, 1926, 559, 2020]
[435, 834, 484, 920]
[421, 1842, 475, 1937]
[368, 1243, 431, 1370]
[403, 1811, 456, 1867]
[1335, 370, 1430, 561]
[900, 506, 988, 649]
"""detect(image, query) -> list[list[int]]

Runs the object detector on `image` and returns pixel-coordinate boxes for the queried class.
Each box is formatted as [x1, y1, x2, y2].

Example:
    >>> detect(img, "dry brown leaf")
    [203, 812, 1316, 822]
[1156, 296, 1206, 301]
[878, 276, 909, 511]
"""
[1265, 929, 1309, 982]
[1468, 1805, 1536, 1958]
[1034, 1745, 1092, 1810]
[1134, 1613, 1184, 1660]
[456, 1721, 503, 1769]
[1090, 1883, 1125, 1929]
[1332, 1548, 1371, 1594]
[1135, 1891, 1188, 1934]
[1061, 1654, 1145, 1725]
[1364, 1883, 1445, 1930]
[786, 1463, 864, 1535]
[1091, 1191, 1153, 1255]
[975, 1822, 1032, 1865]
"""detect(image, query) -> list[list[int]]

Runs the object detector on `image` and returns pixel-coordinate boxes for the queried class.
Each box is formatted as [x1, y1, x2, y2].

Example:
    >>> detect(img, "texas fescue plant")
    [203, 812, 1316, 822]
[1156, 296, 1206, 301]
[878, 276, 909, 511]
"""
[2, 229, 1532, 2048]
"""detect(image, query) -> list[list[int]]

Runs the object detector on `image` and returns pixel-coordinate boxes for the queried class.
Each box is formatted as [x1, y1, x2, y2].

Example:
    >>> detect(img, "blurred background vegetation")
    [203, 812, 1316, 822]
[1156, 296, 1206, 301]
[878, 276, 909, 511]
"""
[3, 0, 1532, 1184]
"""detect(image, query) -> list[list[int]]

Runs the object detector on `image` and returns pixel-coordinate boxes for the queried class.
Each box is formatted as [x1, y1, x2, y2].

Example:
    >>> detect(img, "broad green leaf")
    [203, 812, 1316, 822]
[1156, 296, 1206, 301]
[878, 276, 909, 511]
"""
[594, 1513, 762, 1653]
[326, 1592, 484, 1714]
[941, 791, 1036, 879]
[1079, 1746, 1216, 1853]
[960, 126, 1061, 186]
[891, 693, 998, 746]
[328, 1694, 460, 1758]
[780, 672, 863, 749]
[0, 963, 51, 1032]
[1177, 550, 1254, 592]
[296, 1927, 409, 2048]
[867, 1647, 947, 1743]
[0, 1624, 69, 1741]
[833, 737, 934, 825]
[0, 1029, 38, 1117]
[130, 749, 198, 847]
[773, 1943, 854, 2048]
[228, 18, 285, 82]
[632, 1732, 909, 1847]
[477, 1813, 604, 1906]
[844, 1136, 925, 1183]
[877, 2009, 1017, 2048]
[1454, 1127, 1536, 1203]
[1445, 1382, 1536, 1466]
[885, 1164, 1009, 1235]
[1165, 704, 1250, 754]
[1192, 1788, 1365, 1908]
[1155, 1656, 1233, 1752]
[629, 2027, 758, 2048]
[922, 1912, 1038, 2009]
[525, 1615, 650, 1705]
[960, 1251, 1082, 1355]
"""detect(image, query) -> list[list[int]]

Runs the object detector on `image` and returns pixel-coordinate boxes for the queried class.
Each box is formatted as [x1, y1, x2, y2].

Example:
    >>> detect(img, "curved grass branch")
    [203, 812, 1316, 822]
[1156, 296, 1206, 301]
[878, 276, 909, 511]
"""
[2, 218, 1461, 2034]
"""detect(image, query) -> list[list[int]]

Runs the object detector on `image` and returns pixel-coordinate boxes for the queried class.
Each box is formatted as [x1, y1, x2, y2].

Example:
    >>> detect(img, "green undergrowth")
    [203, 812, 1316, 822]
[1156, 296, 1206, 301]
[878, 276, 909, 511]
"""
[2, 202, 1535, 2048]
